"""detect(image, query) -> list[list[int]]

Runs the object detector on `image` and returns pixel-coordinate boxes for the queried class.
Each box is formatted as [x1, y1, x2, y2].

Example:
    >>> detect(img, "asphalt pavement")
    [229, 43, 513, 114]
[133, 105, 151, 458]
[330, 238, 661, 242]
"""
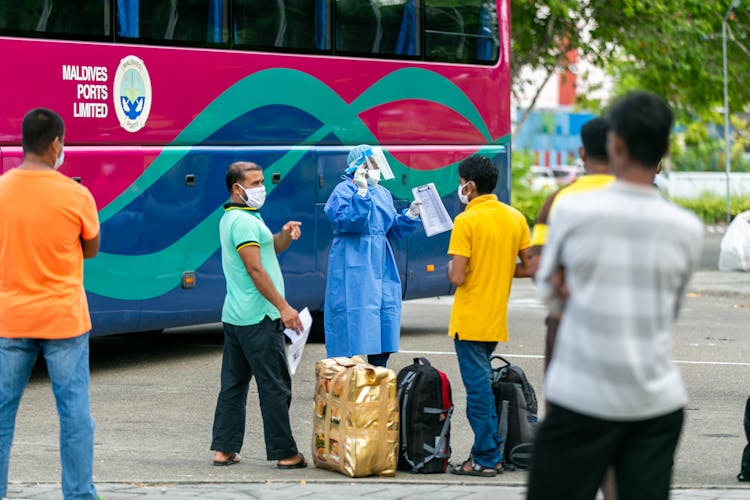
[5, 228, 750, 500]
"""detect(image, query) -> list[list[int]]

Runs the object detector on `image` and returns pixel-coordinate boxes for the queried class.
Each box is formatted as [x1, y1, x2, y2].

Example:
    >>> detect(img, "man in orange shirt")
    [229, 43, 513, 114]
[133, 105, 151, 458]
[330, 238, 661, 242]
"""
[0, 108, 101, 500]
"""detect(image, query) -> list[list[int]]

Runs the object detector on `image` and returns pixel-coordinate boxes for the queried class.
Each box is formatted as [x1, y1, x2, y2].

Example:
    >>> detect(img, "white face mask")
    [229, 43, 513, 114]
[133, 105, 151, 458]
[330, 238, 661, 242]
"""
[366, 168, 381, 185]
[53, 150, 64, 170]
[457, 182, 470, 205]
[237, 184, 266, 209]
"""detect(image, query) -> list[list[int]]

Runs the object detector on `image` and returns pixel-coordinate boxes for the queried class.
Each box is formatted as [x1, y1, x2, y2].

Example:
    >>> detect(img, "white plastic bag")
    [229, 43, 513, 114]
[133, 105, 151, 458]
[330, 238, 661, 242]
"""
[718, 210, 750, 271]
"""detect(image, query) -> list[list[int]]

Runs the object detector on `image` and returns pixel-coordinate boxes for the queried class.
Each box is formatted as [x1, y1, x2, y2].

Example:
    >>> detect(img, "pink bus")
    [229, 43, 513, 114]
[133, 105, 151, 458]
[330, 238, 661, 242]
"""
[0, 0, 511, 335]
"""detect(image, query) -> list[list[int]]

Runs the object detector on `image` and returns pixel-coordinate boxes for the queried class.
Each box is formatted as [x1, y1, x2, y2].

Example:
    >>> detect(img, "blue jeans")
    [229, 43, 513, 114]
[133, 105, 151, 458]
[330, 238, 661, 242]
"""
[0, 334, 97, 500]
[454, 338, 502, 468]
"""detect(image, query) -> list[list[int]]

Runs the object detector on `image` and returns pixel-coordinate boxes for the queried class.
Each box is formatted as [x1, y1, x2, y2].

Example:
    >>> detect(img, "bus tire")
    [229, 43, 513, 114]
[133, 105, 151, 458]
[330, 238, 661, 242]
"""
[308, 310, 325, 344]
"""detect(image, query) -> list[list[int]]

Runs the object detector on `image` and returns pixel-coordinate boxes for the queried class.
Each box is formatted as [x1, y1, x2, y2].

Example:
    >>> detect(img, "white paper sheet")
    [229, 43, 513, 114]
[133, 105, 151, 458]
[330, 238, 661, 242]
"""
[412, 183, 454, 237]
[283, 307, 312, 375]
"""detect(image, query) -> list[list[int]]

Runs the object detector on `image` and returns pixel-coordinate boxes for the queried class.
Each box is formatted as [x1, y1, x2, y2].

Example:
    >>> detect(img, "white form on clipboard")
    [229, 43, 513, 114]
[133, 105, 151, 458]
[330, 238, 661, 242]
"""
[411, 183, 454, 237]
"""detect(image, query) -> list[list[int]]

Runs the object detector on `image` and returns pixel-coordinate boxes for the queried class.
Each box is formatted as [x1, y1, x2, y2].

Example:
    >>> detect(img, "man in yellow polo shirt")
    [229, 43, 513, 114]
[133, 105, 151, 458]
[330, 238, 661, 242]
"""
[527, 117, 615, 372]
[527, 117, 617, 500]
[447, 155, 531, 477]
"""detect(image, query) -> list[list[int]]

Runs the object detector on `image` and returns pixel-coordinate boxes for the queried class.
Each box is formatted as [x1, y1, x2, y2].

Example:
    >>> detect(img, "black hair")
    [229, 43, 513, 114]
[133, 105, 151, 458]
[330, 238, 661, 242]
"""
[605, 91, 673, 168]
[225, 161, 262, 193]
[580, 117, 609, 162]
[458, 155, 498, 194]
[21, 108, 65, 156]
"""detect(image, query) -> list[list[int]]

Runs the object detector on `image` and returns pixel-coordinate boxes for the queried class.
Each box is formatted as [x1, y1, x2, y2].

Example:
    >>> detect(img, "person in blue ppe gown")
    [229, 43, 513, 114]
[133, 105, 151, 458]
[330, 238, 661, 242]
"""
[324, 144, 422, 367]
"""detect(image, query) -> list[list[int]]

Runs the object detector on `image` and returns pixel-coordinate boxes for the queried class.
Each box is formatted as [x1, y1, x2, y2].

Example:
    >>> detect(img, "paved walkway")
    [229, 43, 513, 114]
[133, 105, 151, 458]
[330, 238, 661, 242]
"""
[5, 271, 748, 500]
[5, 480, 750, 500]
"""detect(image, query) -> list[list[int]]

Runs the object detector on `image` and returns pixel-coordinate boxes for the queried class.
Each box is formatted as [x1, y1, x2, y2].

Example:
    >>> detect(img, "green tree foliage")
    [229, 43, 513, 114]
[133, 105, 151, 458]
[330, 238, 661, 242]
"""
[593, 1, 750, 115]
[511, 0, 750, 116]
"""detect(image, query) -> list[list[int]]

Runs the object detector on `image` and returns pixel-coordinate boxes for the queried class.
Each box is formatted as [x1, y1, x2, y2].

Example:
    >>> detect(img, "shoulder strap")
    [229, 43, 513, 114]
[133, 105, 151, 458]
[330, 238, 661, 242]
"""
[497, 400, 509, 460]
[414, 357, 432, 366]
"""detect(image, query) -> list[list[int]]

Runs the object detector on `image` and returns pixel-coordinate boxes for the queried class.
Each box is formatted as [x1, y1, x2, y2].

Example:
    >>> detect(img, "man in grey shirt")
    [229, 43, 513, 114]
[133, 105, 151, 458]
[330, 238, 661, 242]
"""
[527, 91, 703, 500]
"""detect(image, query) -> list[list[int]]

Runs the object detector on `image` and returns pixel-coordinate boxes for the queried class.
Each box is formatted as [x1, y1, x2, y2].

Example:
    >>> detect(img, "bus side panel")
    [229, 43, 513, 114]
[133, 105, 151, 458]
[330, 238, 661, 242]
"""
[497, 145, 511, 204]
[64, 147, 147, 334]
[83, 146, 319, 335]
[1, 148, 22, 173]
[265, 148, 321, 311]
[0, 37, 509, 149]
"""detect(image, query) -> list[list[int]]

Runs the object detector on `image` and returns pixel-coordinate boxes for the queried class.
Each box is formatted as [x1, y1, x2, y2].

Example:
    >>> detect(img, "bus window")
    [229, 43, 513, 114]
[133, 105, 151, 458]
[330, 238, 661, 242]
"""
[117, 0, 229, 45]
[335, 0, 420, 58]
[232, 0, 329, 51]
[0, 0, 110, 39]
[425, 0, 498, 64]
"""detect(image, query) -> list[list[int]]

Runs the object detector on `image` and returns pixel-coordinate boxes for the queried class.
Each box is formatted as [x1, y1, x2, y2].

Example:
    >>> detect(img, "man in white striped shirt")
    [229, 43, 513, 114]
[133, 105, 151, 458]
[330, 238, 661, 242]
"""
[527, 92, 703, 500]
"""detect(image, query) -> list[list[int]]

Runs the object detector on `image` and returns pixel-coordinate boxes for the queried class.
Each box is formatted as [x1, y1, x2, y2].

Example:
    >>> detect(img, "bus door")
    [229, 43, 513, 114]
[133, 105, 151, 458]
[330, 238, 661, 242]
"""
[315, 148, 344, 310]
[398, 147, 463, 300]
[262, 147, 321, 311]
[400, 145, 509, 301]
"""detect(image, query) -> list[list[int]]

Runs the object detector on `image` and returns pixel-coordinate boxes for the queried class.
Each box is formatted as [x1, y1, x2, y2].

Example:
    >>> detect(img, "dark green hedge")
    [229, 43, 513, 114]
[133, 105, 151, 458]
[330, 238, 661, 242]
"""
[511, 189, 748, 227]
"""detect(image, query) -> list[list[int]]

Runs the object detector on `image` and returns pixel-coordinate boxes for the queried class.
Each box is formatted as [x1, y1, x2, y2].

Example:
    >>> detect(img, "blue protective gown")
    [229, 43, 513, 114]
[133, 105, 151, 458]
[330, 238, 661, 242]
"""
[324, 178, 420, 358]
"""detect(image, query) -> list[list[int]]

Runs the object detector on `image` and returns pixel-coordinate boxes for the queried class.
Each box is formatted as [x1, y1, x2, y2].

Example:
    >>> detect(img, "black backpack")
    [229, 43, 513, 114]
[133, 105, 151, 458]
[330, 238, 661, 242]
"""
[739, 396, 750, 482]
[397, 357, 453, 473]
[491, 354, 539, 470]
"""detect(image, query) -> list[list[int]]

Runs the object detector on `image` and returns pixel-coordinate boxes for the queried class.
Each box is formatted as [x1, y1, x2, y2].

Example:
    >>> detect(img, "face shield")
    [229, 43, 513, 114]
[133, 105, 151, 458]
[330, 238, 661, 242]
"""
[345, 145, 395, 181]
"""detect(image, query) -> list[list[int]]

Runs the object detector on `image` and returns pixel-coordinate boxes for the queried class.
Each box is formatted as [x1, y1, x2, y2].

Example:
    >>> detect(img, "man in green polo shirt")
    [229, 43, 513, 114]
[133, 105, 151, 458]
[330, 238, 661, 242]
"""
[211, 161, 307, 469]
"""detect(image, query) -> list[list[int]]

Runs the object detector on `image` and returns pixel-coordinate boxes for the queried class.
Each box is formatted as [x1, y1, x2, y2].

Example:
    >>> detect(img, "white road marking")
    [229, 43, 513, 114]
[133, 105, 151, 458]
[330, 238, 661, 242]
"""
[398, 350, 750, 366]
[408, 297, 545, 308]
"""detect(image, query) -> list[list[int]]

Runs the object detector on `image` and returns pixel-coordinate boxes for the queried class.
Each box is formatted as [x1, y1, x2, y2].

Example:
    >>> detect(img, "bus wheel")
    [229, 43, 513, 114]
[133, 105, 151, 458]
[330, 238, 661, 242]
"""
[131, 329, 164, 337]
[308, 311, 325, 344]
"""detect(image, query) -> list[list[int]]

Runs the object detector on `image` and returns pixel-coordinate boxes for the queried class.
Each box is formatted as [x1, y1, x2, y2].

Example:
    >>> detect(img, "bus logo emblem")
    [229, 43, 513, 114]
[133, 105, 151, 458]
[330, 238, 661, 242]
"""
[113, 55, 152, 133]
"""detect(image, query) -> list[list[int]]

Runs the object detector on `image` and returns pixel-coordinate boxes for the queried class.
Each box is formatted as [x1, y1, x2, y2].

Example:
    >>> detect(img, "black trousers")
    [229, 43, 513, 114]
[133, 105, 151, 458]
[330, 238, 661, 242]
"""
[211, 317, 298, 460]
[527, 403, 684, 500]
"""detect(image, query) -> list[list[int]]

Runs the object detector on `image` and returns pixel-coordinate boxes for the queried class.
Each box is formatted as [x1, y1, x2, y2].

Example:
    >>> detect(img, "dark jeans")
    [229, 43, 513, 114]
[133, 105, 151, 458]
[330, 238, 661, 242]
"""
[211, 317, 299, 461]
[527, 403, 684, 500]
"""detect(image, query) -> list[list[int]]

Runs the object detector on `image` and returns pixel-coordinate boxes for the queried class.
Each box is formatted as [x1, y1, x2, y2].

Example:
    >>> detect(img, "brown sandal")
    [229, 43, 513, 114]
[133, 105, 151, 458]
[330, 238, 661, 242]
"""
[277, 453, 307, 469]
[213, 452, 241, 466]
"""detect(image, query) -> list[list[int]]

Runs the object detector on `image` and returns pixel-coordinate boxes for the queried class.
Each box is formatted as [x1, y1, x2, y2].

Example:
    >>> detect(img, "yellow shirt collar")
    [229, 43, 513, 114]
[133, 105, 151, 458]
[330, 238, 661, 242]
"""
[466, 193, 498, 209]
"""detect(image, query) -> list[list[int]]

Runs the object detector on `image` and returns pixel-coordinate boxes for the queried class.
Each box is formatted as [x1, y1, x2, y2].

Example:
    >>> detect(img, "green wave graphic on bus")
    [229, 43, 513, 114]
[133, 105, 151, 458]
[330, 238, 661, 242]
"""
[85, 68, 509, 300]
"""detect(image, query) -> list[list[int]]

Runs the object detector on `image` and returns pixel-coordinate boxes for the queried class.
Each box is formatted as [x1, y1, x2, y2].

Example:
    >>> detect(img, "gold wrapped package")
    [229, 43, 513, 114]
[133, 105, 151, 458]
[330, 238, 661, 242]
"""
[311, 356, 399, 477]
